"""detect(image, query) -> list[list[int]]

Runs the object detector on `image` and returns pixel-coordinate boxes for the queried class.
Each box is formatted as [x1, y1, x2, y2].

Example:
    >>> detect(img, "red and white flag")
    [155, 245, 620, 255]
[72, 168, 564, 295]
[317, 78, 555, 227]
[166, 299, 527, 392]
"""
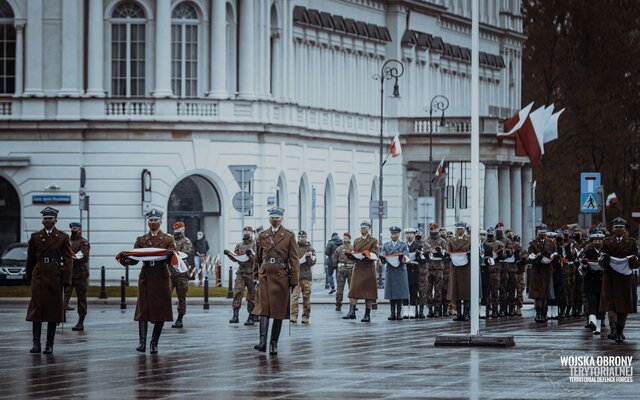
[543, 108, 565, 144]
[434, 157, 445, 178]
[389, 135, 402, 157]
[606, 193, 618, 208]
[500, 102, 534, 137]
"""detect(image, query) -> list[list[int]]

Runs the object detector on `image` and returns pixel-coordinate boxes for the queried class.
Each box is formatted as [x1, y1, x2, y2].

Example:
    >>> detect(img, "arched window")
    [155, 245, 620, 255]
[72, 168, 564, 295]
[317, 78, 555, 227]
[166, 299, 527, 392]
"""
[111, 0, 146, 97]
[269, 3, 281, 97]
[323, 176, 334, 243]
[348, 178, 358, 235]
[0, 0, 15, 94]
[171, 2, 199, 97]
[298, 176, 309, 233]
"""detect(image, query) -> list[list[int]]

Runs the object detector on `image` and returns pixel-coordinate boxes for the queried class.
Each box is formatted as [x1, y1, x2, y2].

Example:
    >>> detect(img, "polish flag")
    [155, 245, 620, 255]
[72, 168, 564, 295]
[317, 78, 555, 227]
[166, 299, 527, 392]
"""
[500, 102, 534, 137]
[390, 135, 402, 157]
[434, 157, 445, 178]
[606, 193, 618, 208]
[512, 105, 554, 166]
[543, 108, 565, 144]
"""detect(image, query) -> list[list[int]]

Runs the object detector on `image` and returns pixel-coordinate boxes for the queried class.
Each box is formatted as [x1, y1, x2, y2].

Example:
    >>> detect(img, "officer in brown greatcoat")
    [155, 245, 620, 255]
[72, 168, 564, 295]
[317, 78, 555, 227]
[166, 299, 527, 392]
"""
[527, 224, 558, 323]
[63, 221, 90, 331]
[447, 222, 471, 321]
[342, 221, 379, 322]
[252, 207, 300, 355]
[118, 208, 176, 354]
[600, 217, 639, 343]
[26, 207, 73, 354]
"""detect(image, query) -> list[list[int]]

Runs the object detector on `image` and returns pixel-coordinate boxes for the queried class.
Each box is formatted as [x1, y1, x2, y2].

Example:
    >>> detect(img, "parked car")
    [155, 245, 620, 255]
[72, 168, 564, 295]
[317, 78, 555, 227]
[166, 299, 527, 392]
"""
[0, 243, 28, 285]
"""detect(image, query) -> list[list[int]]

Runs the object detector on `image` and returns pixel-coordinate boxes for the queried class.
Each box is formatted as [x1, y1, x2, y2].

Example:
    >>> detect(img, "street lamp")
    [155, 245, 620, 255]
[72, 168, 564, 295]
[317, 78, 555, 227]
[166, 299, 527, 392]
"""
[373, 59, 404, 289]
[424, 95, 449, 196]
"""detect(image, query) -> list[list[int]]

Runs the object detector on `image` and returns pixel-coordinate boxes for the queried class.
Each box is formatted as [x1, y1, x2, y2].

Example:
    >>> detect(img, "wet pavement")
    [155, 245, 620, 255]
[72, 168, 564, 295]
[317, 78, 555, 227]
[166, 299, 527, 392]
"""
[0, 300, 638, 399]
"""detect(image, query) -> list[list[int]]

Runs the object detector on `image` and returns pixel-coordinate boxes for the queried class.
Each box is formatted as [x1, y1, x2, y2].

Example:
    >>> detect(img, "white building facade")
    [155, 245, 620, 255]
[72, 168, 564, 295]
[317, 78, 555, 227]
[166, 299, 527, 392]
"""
[0, 0, 528, 280]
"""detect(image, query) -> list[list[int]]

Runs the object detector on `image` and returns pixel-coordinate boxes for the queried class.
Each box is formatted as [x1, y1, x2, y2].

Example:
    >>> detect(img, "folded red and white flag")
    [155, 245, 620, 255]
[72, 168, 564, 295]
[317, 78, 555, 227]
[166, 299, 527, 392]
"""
[116, 248, 188, 273]
[224, 249, 249, 262]
[349, 251, 379, 261]
[299, 254, 317, 265]
[383, 253, 409, 267]
[73, 251, 84, 260]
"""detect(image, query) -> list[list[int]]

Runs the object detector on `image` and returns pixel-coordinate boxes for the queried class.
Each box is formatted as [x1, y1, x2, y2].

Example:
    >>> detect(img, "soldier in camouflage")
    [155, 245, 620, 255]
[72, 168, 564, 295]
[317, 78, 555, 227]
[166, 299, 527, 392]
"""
[64, 222, 90, 331]
[416, 227, 432, 318]
[439, 227, 454, 316]
[508, 231, 526, 316]
[495, 222, 516, 316]
[425, 223, 447, 317]
[291, 231, 316, 323]
[228, 226, 257, 325]
[332, 232, 354, 312]
[170, 222, 193, 328]
[484, 227, 505, 318]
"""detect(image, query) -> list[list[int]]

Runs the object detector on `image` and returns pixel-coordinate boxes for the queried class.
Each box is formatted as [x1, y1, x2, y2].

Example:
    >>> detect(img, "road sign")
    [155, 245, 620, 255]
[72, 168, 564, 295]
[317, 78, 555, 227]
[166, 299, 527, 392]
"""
[228, 165, 257, 190]
[580, 172, 600, 213]
[369, 200, 387, 219]
[232, 191, 253, 213]
[32, 195, 71, 204]
[633, 207, 640, 223]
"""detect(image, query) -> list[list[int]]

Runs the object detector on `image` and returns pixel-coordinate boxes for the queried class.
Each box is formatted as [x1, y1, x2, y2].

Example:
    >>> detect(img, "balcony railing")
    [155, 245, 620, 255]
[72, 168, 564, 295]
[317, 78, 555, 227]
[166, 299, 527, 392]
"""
[106, 99, 155, 116]
[399, 116, 500, 135]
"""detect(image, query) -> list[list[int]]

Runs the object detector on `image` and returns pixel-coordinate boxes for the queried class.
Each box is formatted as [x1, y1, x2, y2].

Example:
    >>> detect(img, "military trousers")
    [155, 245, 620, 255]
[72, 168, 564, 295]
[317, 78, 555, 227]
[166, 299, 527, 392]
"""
[418, 264, 430, 306]
[336, 267, 353, 306]
[441, 264, 451, 306]
[425, 267, 443, 307]
[499, 263, 509, 305]
[506, 264, 517, 306]
[515, 272, 526, 307]
[171, 273, 189, 315]
[64, 276, 88, 317]
[489, 270, 501, 307]
[562, 266, 576, 307]
[291, 279, 312, 320]
[232, 273, 256, 314]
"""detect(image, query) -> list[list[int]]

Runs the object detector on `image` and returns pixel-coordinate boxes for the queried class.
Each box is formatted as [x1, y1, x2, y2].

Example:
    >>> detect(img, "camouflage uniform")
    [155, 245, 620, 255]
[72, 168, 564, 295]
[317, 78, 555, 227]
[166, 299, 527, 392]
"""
[484, 237, 505, 315]
[425, 235, 447, 310]
[172, 234, 193, 315]
[417, 239, 432, 307]
[64, 234, 90, 318]
[232, 239, 257, 314]
[496, 233, 515, 315]
[332, 240, 354, 310]
[513, 241, 526, 314]
[291, 241, 316, 323]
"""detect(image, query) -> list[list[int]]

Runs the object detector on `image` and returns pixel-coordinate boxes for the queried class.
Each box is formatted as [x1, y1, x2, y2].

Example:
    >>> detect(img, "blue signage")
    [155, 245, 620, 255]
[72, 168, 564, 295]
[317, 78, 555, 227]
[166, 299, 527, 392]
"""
[580, 173, 600, 213]
[33, 195, 72, 205]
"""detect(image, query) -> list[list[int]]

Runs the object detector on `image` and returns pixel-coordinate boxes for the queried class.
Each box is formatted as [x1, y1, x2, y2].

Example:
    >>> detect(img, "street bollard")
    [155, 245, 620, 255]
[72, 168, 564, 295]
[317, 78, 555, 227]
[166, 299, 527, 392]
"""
[125, 265, 130, 286]
[120, 276, 126, 310]
[99, 266, 107, 299]
[203, 277, 210, 310]
[226, 266, 234, 299]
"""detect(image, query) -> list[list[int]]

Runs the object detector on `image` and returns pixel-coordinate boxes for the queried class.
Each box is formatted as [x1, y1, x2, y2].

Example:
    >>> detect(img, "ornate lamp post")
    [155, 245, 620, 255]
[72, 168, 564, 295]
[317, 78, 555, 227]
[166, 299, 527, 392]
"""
[372, 59, 404, 289]
[424, 95, 449, 196]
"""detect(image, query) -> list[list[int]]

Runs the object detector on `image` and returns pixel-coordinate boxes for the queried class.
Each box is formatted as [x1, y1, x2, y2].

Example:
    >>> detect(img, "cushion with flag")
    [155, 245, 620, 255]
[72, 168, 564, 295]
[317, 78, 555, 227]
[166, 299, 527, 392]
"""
[223, 249, 250, 262]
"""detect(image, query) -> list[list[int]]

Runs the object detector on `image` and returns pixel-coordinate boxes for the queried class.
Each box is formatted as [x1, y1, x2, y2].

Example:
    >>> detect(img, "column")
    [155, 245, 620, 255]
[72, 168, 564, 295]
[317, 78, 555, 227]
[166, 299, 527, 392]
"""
[209, 0, 227, 97]
[87, 0, 104, 96]
[59, 0, 81, 96]
[483, 163, 499, 228]
[498, 163, 511, 227]
[13, 21, 24, 96]
[238, 0, 255, 97]
[521, 165, 533, 244]
[24, 0, 43, 96]
[153, 0, 172, 97]
[510, 165, 522, 235]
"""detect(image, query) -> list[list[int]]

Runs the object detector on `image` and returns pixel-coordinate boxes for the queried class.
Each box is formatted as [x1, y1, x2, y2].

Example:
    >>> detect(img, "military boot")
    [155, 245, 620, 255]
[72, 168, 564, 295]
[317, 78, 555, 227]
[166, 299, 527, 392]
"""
[542, 306, 549, 321]
[498, 304, 506, 317]
[427, 306, 434, 318]
[508, 305, 515, 317]
[463, 304, 470, 320]
[558, 306, 565, 319]
[388, 302, 397, 320]
[417, 305, 426, 319]
[149, 322, 164, 354]
[244, 314, 255, 326]
[72, 316, 85, 331]
[361, 308, 371, 323]
[42, 322, 56, 355]
[396, 302, 403, 321]
[269, 319, 283, 355]
[607, 321, 617, 341]
[30, 322, 42, 353]
[229, 309, 239, 324]
[172, 313, 184, 328]
[254, 317, 269, 351]
[434, 306, 441, 318]
[491, 305, 498, 318]
[515, 305, 522, 316]
[616, 325, 625, 343]
[335, 304, 342, 312]
[453, 302, 466, 321]
[564, 307, 571, 319]
[342, 305, 357, 320]
[136, 321, 148, 352]
[534, 307, 543, 323]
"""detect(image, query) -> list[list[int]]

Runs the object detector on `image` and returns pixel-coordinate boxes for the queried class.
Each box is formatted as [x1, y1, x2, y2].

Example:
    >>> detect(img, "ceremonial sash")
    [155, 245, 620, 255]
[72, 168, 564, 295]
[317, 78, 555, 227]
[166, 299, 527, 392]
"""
[450, 252, 469, 267]
[116, 248, 188, 273]
[608, 256, 633, 276]
[585, 259, 602, 271]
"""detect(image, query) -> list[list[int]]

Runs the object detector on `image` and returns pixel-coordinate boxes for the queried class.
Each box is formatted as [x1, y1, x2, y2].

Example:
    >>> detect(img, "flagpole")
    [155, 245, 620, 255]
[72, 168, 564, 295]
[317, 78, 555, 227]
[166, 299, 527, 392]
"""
[469, 0, 480, 336]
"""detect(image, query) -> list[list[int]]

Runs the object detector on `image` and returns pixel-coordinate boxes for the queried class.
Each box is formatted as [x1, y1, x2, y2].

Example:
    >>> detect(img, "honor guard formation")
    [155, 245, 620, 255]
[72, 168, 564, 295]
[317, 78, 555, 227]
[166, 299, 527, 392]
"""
[25, 206, 638, 355]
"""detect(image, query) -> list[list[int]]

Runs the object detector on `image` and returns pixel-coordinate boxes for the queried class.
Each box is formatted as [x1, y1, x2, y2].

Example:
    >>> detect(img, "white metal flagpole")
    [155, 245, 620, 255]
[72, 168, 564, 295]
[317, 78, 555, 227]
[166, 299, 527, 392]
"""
[469, 0, 480, 336]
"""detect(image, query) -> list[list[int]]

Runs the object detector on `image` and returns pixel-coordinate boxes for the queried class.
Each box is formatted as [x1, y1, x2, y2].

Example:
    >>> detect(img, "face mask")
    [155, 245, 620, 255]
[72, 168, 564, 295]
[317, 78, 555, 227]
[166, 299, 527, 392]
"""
[71, 231, 80, 238]
[496, 230, 503, 239]
[197, 232, 204, 240]
[430, 231, 438, 237]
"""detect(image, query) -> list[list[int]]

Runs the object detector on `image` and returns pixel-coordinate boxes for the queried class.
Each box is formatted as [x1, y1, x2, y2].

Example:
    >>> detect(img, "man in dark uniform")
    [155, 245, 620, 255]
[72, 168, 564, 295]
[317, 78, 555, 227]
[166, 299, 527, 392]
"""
[580, 229, 606, 335]
[171, 221, 193, 328]
[484, 227, 505, 318]
[495, 222, 516, 316]
[404, 228, 424, 318]
[343, 222, 378, 322]
[26, 207, 72, 354]
[426, 223, 447, 318]
[600, 217, 639, 342]
[527, 224, 558, 323]
[118, 208, 175, 354]
[63, 222, 90, 331]
[252, 207, 300, 355]
[227, 226, 257, 325]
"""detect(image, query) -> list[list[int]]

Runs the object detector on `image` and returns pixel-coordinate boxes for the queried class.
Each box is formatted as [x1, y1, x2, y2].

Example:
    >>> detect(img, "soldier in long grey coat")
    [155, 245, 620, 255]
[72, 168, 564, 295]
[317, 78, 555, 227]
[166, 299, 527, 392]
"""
[381, 226, 410, 321]
[26, 207, 72, 354]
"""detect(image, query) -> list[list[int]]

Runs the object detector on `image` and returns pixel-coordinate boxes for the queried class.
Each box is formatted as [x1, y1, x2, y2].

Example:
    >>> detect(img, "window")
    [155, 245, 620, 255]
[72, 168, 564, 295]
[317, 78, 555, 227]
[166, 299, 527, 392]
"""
[111, 1, 146, 97]
[171, 2, 198, 97]
[0, 0, 15, 94]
